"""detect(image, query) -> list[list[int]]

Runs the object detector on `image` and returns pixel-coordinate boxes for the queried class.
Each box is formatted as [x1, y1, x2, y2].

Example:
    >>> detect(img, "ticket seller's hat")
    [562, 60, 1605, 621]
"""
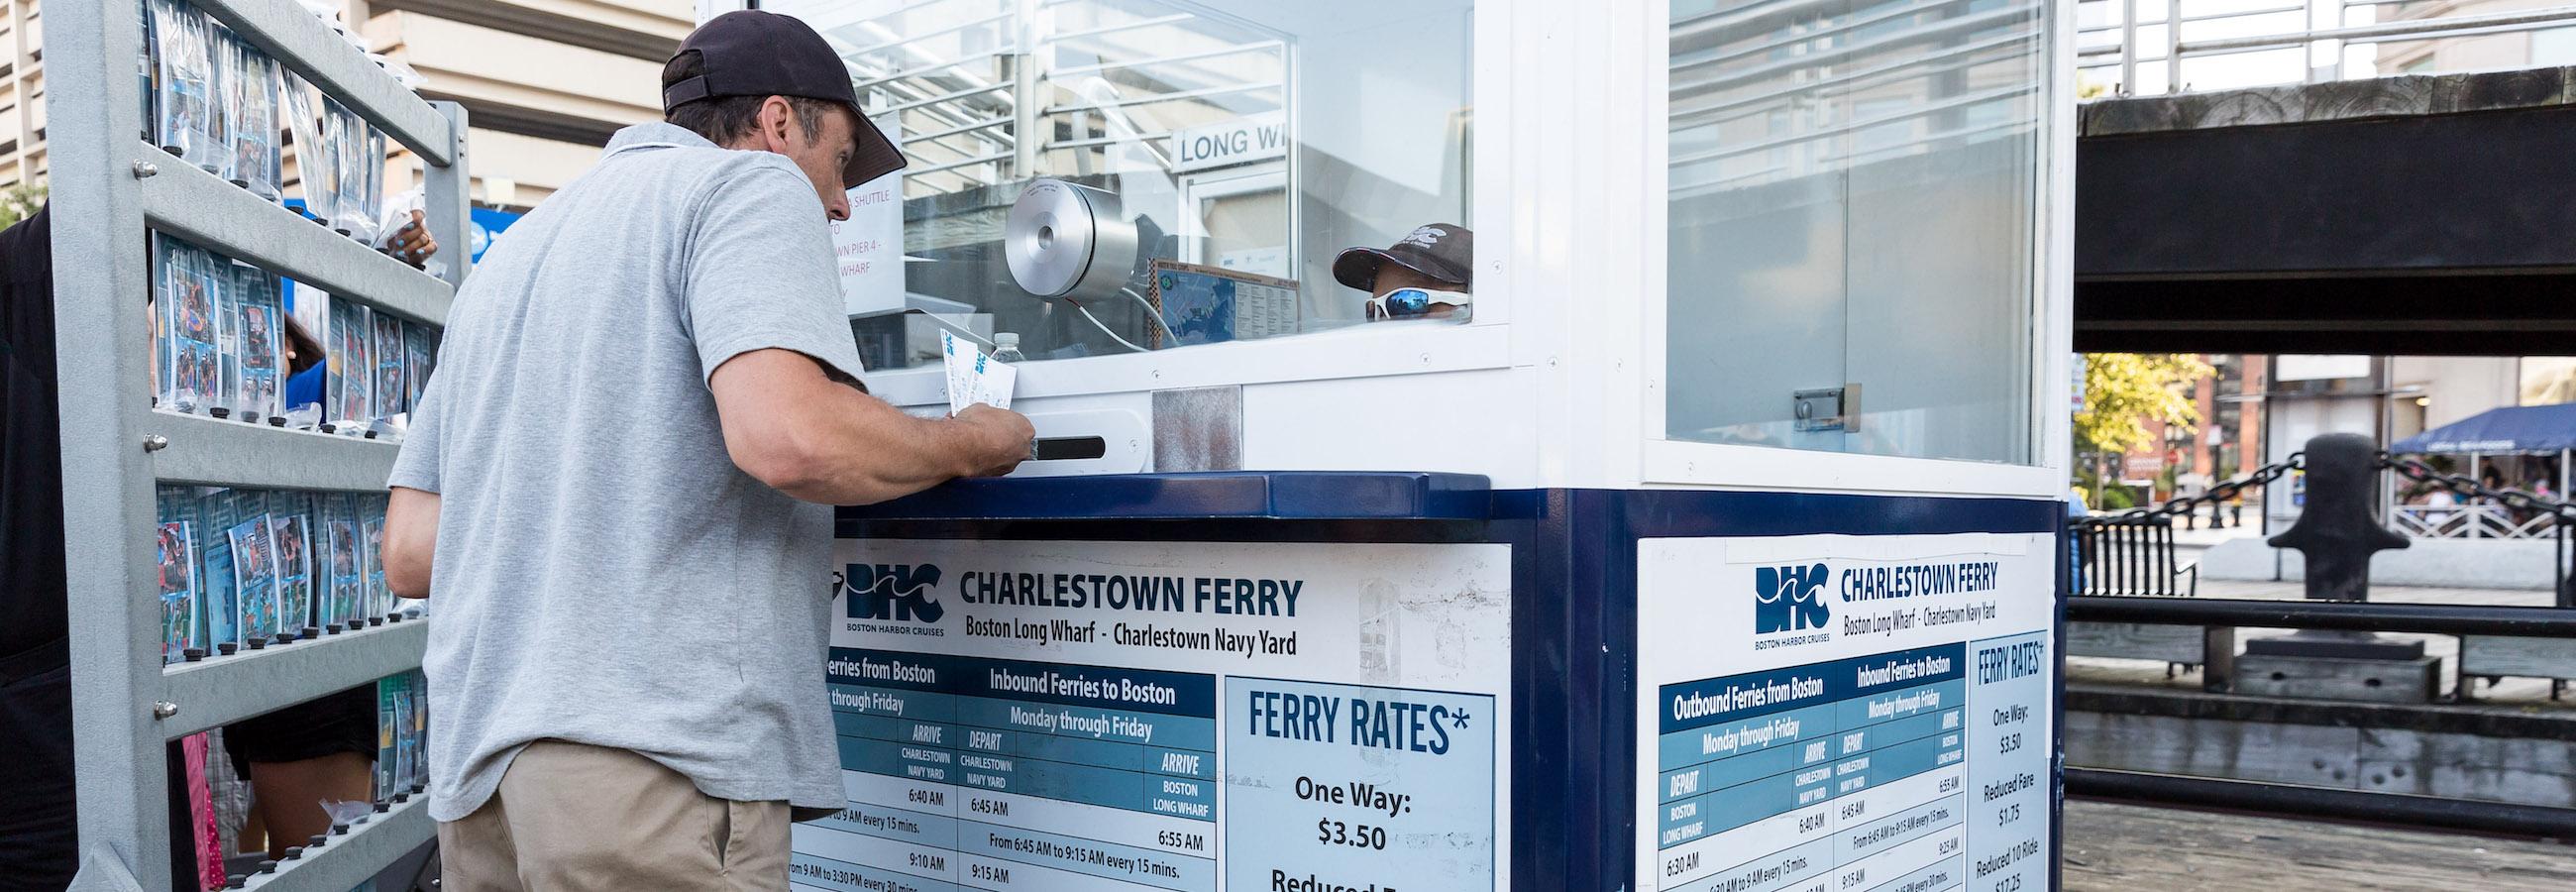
[1333, 224, 1473, 291]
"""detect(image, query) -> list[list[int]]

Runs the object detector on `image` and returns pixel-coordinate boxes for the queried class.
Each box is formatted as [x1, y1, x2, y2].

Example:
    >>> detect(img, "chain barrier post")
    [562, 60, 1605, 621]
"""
[2272, 434, 2411, 604]
[2240, 434, 2423, 664]
[2216, 435, 2445, 701]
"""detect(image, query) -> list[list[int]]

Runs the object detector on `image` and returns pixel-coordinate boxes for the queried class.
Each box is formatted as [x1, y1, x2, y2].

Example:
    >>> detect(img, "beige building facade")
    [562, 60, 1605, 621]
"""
[0, 0, 690, 212]
[2377, 0, 2576, 74]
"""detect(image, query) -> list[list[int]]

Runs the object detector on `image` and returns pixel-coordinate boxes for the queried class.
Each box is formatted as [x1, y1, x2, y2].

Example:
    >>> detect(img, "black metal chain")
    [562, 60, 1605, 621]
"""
[2382, 454, 2576, 526]
[2075, 453, 2303, 528]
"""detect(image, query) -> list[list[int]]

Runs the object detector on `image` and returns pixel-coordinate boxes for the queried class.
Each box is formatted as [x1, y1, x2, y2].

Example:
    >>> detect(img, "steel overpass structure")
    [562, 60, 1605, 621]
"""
[2077, 65, 2576, 356]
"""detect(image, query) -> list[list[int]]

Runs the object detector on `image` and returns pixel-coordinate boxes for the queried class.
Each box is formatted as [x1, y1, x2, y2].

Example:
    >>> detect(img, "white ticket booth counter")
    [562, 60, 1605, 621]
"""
[700, 1, 2076, 890]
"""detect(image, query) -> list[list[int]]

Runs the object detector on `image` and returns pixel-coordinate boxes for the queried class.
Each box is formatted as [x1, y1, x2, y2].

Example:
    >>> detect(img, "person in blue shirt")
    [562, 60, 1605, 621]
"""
[282, 210, 435, 412]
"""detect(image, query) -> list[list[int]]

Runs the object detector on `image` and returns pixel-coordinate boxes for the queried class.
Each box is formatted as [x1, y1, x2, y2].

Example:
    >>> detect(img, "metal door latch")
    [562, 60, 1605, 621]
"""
[1792, 385, 1859, 433]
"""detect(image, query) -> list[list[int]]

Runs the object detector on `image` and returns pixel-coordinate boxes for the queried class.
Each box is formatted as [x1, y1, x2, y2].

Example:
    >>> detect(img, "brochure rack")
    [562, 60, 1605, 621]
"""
[51, 0, 469, 888]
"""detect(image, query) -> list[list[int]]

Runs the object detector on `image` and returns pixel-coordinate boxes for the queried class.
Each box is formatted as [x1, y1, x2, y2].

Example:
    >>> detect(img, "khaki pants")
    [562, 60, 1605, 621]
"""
[437, 740, 790, 892]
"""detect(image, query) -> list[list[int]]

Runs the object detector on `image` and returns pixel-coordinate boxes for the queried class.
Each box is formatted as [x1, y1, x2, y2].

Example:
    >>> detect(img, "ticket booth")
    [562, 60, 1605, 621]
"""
[703, 2, 2075, 890]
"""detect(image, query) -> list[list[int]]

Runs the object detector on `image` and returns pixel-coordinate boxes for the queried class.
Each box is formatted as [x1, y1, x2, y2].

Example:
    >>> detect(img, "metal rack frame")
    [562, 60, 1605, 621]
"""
[51, 0, 470, 888]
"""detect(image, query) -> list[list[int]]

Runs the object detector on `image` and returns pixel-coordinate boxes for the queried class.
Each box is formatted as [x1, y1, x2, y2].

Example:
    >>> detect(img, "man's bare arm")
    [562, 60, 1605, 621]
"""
[710, 348, 1032, 504]
[383, 486, 441, 599]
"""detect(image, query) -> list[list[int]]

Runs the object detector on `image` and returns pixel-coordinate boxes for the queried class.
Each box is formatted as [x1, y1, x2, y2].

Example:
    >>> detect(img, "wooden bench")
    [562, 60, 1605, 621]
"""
[2069, 622, 2237, 691]
[2069, 516, 2230, 689]
[2458, 635, 2575, 700]
[2072, 516, 2200, 599]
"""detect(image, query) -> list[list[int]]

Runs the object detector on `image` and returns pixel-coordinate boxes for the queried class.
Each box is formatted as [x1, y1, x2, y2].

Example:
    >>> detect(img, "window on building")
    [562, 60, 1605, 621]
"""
[766, 0, 1474, 373]
[2522, 356, 2576, 405]
[2533, 27, 2576, 67]
[1664, 0, 2049, 463]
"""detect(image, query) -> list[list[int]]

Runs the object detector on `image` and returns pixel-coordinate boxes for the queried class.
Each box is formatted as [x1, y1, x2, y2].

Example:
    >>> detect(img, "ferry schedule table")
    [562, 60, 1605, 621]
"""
[794, 648, 1221, 892]
[1652, 636, 2051, 892]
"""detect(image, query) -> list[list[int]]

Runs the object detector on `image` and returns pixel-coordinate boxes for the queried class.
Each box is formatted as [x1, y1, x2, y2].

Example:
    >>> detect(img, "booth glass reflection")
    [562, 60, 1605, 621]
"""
[1664, 0, 2050, 465]
[767, 0, 1477, 370]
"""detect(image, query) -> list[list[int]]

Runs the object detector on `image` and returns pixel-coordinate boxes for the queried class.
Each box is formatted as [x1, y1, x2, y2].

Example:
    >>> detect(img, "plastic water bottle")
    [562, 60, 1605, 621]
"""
[992, 332, 1024, 363]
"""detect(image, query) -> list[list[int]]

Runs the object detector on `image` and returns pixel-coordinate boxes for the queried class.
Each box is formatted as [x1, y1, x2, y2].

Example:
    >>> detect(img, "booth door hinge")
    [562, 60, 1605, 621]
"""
[1793, 385, 1860, 433]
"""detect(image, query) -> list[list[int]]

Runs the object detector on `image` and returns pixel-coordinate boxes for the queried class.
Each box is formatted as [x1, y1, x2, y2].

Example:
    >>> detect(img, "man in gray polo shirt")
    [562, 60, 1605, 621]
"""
[378, 12, 1034, 889]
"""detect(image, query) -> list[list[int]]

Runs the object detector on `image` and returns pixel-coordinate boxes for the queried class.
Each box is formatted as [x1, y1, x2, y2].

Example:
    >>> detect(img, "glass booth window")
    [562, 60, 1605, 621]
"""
[767, 0, 1475, 371]
[1664, 0, 2046, 463]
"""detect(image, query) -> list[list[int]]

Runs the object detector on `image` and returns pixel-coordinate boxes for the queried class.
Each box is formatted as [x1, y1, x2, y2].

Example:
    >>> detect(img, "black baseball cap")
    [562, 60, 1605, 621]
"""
[663, 10, 905, 187]
[1333, 224, 1473, 291]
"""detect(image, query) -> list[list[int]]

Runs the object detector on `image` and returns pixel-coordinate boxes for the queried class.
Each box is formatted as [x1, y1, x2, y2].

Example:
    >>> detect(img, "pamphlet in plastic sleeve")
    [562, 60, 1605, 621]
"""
[407, 676, 429, 787]
[234, 264, 285, 422]
[372, 308, 408, 418]
[209, 250, 244, 417]
[231, 39, 282, 200]
[281, 74, 329, 221]
[940, 330, 1016, 415]
[150, 0, 219, 173]
[402, 321, 437, 408]
[375, 678, 399, 796]
[138, 0, 158, 142]
[161, 238, 221, 414]
[197, 490, 241, 650]
[323, 496, 366, 629]
[364, 128, 389, 244]
[391, 687, 416, 787]
[158, 520, 199, 664]
[362, 494, 390, 618]
[160, 487, 224, 652]
[243, 267, 284, 419]
[208, 28, 241, 183]
[152, 236, 175, 406]
[329, 298, 374, 430]
[324, 104, 385, 245]
[321, 101, 369, 238]
[227, 515, 281, 642]
[270, 510, 314, 635]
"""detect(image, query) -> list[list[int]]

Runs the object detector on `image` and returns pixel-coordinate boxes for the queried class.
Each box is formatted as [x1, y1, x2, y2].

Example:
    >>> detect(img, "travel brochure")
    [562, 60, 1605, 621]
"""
[154, 487, 401, 651]
[146, 0, 376, 230]
[155, 235, 288, 422]
[154, 234, 437, 429]
[376, 670, 429, 798]
[156, 521, 197, 664]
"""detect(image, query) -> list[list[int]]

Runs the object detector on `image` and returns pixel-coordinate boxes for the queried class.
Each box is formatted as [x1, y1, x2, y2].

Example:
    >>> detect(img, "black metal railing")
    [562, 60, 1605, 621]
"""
[2072, 456, 2295, 599]
[2072, 516, 2197, 598]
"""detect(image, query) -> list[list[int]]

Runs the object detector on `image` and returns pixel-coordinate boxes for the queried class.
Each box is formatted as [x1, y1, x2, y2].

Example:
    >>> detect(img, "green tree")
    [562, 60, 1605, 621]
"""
[0, 184, 44, 231]
[2074, 353, 2211, 502]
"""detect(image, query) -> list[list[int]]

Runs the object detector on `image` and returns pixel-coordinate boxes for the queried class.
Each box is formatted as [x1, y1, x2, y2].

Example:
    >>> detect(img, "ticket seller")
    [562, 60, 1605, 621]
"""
[1334, 223, 1474, 322]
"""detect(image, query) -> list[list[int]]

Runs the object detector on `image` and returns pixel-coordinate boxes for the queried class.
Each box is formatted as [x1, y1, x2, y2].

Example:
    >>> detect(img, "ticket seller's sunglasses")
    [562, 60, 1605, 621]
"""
[1367, 286, 1470, 320]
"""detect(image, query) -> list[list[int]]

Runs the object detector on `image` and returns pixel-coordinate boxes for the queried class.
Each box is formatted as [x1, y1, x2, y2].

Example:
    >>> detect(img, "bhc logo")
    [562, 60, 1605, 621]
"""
[842, 563, 945, 623]
[1754, 563, 1831, 633]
